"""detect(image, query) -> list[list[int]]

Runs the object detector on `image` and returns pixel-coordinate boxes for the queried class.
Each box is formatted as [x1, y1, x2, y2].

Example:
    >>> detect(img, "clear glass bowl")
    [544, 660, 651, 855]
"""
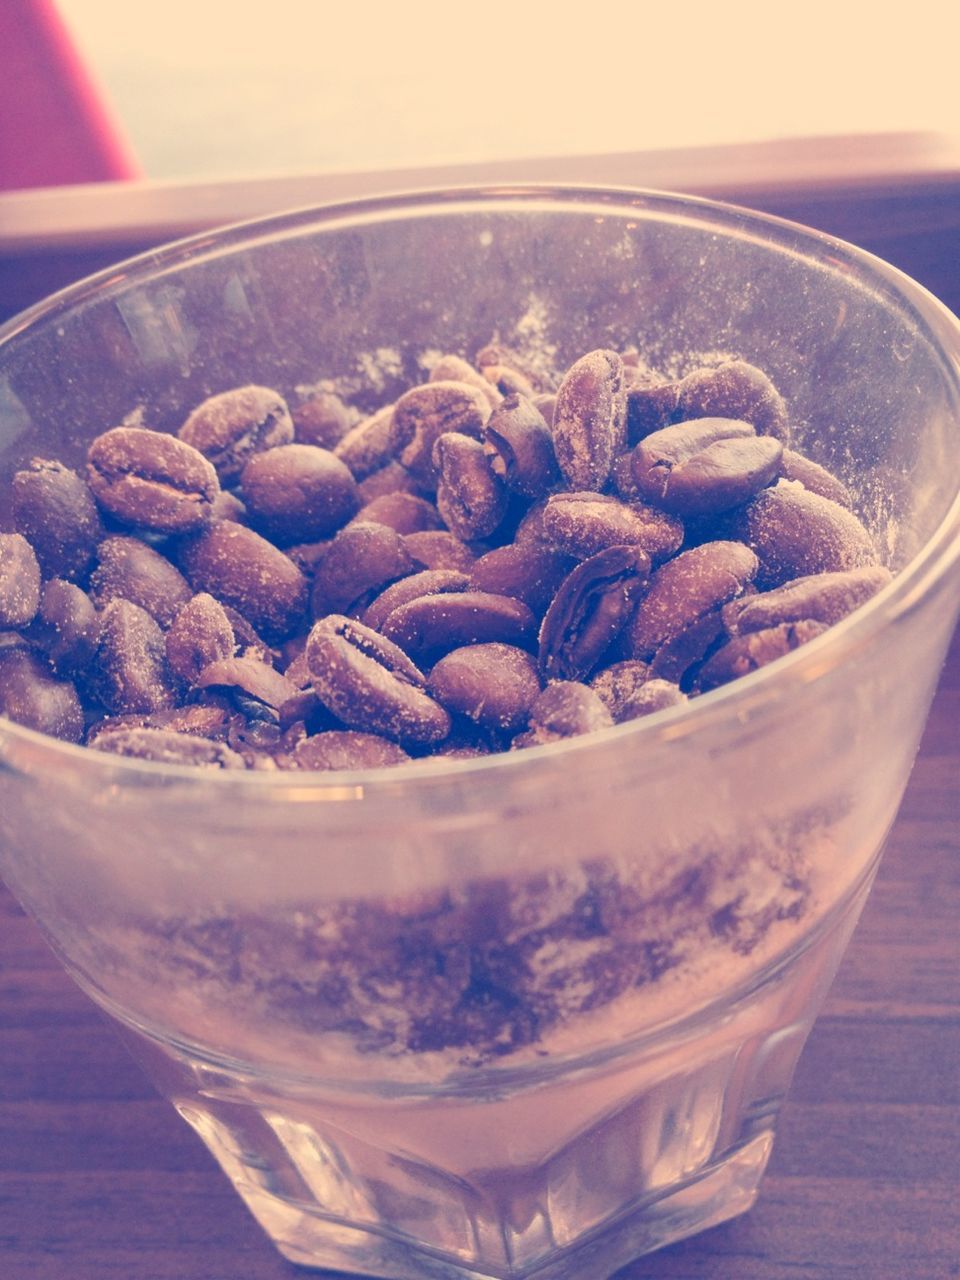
[1, 186, 959, 1280]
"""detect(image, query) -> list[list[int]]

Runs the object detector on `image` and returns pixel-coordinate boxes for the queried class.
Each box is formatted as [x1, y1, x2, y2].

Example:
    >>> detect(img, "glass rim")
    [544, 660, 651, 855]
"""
[2, 181, 959, 792]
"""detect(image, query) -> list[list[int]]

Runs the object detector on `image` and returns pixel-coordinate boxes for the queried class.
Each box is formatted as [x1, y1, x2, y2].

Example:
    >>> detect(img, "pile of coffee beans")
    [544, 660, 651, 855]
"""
[0, 345, 890, 770]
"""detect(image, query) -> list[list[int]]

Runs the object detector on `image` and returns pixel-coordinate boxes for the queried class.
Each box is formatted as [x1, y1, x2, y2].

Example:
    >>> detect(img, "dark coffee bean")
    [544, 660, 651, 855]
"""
[542, 492, 683, 562]
[402, 530, 476, 572]
[429, 354, 502, 409]
[380, 591, 536, 664]
[552, 349, 627, 490]
[361, 569, 471, 631]
[469, 543, 576, 617]
[631, 418, 782, 517]
[0, 648, 83, 742]
[292, 388, 353, 449]
[647, 608, 727, 685]
[722, 565, 893, 635]
[482, 395, 561, 498]
[677, 359, 790, 442]
[26, 579, 100, 675]
[475, 341, 546, 391]
[292, 730, 411, 770]
[514, 680, 613, 746]
[196, 655, 300, 716]
[589, 659, 651, 719]
[428, 643, 541, 733]
[179, 385, 294, 485]
[697, 620, 830, 690]
[11, 458, 103, 579]
[240, 443, 359, 544]
[89, 702, 233, 741]
[87, 726, 246, 768]
[305, 614, 451, 744]
[0, 533, 41, 628]
[532, 392, 557, 426]
[219, 603, 275, 664]
[310, 521, 417, 617]
[483, 363, 538, 400]
[625, 373, 681, 443]
[89, 535, 193, 627]
[284, 539, 331, 578]
[390, 381, 491, 485]
[628, 541, 759, 660]
[780, 448, 853, 507]
[356, 460, 428, 503]
[333, 405, 399, 481]
[433, 432, 508, 540]
[87, 427, 220, 533]
[538, 545, 650, 682]
[352, 491, 444, 535]
[165, 593, 236, 685]
[93, 598, 175, 714]
[210, 489, 248, 524]
[179, 522, 308, 640]
[735, 480, 879, 588]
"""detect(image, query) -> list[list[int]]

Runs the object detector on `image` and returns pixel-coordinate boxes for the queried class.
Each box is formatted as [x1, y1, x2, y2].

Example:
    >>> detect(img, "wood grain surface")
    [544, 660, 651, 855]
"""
[0, 169, 958, 1279]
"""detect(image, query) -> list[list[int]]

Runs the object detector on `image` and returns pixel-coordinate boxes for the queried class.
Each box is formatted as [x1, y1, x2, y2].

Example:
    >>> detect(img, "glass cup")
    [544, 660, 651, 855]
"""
[1, 187, 958, 1280]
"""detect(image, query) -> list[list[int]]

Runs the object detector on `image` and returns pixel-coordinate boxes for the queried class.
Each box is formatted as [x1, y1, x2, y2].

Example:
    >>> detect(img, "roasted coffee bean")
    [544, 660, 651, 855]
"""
[220, 604, 275, 664]
[88, 725, 246, 768]
[352, 491, 444, 535]
[532, 392, 557, 426]
[677, 359, 790, 442]
[433, 432, 508, 540]
[552, 349, 627, 490]
[483, 363, 538, 400]
[625, 372, 681, 443]
[469, 543, 576, 617]
[780, 448, 853, 507]
[482, 395, 561, 499]
[539, 545, 650, 681]
[291, 729, 411, 770]
[284, 539, 331, 578]
[631, 418, 782, 517]
[356, 461, 429, 505]
[542, 492, 683, 562]
[11, 458, 103, 579]
[403, 530, 476, 572]
[240, 443, 359, 544]
[628, 541, 759, 660]
[380, 591, 537, 663]
[428, 643, 541, 733]
[165, 593, 236, 685]
[179, 385, 294, 485]
[429, 354, 502, 409]
[89, 535, 193, 627]
[333, 404, 399, 481]
[361, 569, 471, 631]
[88, 702, 234, 743]
[0, 648, 83, 742]
[292, 387, 352, 449]
[310, 521, 417, 617]
[26, 579, 99, 675]
[0, 533, 41, 628]
[305, 614, 451, 744]
[196, 655, 300, 716]
[735, 480, 879, 588]
[475, 341, 546, 390]
[390, 381, 491, 484]
[87, 427, 220, 533]
[514, 680, 613, 746]
[697, 620, 830, 690]
[210, 489, 248, 524]
[93, 598, 175, 715]
[179, 521, 308, 640]
[591, 661, 686, 721]
[723, 565, 893, 635]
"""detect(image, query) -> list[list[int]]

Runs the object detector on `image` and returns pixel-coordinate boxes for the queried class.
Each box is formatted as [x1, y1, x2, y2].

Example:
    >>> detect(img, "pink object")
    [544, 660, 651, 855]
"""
[0, 0, 140, 190]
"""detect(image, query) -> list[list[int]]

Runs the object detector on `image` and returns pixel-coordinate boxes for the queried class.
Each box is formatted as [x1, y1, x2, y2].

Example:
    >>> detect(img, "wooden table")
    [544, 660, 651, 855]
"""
[1, 143, 959, 1278]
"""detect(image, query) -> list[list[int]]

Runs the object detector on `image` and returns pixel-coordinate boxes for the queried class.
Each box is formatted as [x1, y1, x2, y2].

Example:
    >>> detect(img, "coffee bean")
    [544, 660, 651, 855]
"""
[532, 392, 557, 426]
[697, 620, 830, 690]
[677, 359, 790, 442]
[722, 565, 893, 635]
[305, 615, 451, 744]
[402, 530, 476, 572]
[240, 443, 359, 544]
[542, 492, 683, 562]
[87, 427, 220, 533]
[310, 521, 417, 617]
[552, 349, 627, 490]
[356, 460, 428, 504]
[88, 725, 246, 768]
[514, 680, 613, 746]
[433, 432, 508, 540]
[89, 535, 193, 627]
[179, 385, 294, 485]
[333, 404, 399, 481]
[469, 543, 576, 617]
[380, 591, 537, 664]
[179, 521, 308, 640]
[210, 489, 248, 524]
[11, 459, 103, 579]
[625, 373, 681, 443]
[482, 395, 560, 498]
[591, 661, 686, 722]
[429, 354, 502, 409]
[390, 381, 492, 485]
[26, 579, 100, 675]
[361, 569, 471, 631]
[291, 729, 411, 770]
[428, 643, 541, 733]
[0, 648, 83, 742]
[538, 545, 650, 681]
[631, 418, 782, 517]
[352, 491, 444, 535]
[780, 448, 853, 507]
[165, 593, 236, 685]
[196, 655, 300, 717]
[292, 388, 352, 449]
[483, 363, 538, 400]
[0, 533, 41, 628]
[93, 598, 175, 715]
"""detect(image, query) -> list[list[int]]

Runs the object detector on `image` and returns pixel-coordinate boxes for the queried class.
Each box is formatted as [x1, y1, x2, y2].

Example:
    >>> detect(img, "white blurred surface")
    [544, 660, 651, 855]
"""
[57, 0, 960, 180]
